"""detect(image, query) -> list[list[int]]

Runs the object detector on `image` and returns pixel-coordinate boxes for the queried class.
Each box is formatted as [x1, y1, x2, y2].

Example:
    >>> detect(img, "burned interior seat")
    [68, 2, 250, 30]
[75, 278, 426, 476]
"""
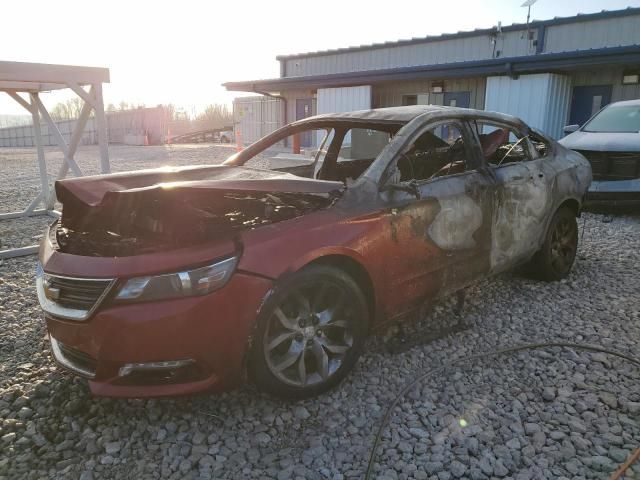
[479, 128, 509, 160]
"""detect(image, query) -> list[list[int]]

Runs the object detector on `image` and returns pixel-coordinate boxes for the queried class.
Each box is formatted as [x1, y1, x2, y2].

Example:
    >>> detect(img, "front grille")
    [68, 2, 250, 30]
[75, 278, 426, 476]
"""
[36, 264, 115, 321]
[576, 150, 640, 181]
[46, 276, 112, 310]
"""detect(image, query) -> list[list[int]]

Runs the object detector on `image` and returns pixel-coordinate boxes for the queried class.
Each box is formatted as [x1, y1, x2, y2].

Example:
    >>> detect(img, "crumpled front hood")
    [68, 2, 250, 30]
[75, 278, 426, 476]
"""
[56, 164, 343, 207]
[559, 131, 640, 152]
[54, 165, 343, 257]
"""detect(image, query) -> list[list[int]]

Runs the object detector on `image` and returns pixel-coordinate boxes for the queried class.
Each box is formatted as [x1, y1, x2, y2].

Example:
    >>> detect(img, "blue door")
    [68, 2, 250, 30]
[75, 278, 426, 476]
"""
[569, 85, 612, 126]
[296, 98, 313, 147]
[443, 91, 470, 108]
[442, 92, 470, 139]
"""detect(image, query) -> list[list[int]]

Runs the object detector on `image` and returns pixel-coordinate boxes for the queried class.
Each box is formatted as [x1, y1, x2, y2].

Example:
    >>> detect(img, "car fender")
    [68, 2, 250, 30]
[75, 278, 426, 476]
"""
[251, 243, 379, 314]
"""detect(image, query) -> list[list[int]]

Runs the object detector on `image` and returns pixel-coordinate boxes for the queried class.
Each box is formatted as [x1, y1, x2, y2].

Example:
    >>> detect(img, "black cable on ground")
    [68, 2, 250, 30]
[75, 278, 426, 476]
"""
[364, 342, 640, 480]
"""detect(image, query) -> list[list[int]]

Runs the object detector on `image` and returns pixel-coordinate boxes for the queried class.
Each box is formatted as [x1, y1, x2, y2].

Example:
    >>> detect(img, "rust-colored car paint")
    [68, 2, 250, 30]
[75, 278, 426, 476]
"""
[38, 106, 592, 397]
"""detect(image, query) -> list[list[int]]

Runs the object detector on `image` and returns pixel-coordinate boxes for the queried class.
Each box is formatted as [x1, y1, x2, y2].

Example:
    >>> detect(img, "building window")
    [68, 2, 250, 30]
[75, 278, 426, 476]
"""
[622, 72, 640, 85]
[402, 95, 418, 106]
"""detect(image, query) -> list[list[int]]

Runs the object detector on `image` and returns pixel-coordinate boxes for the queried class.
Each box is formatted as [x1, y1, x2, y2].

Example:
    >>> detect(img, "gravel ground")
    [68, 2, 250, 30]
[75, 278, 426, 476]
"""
[1, 145, 640, 479]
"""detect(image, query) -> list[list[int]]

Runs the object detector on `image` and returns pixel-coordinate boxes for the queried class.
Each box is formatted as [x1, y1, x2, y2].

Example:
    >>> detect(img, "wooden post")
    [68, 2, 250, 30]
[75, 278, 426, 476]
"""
[50, 89, 94, 207]
[93, 83, 110, 173]
[29, 94, 49, 212]
[33, 94, 83, 177]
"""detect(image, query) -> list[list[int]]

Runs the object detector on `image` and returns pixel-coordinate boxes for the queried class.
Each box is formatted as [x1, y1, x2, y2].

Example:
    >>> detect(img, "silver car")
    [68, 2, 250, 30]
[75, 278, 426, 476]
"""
[560, 99, 640, 207]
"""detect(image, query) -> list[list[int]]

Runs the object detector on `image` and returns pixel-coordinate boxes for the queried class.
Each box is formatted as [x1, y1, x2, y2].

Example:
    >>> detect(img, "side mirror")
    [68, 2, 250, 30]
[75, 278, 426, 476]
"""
[563, 124, 580, 134]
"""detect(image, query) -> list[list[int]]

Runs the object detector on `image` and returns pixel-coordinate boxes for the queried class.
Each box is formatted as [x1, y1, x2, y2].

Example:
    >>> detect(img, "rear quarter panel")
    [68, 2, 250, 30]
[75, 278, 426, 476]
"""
[536, 141, 592, 243]
[545, 142, 592, 213]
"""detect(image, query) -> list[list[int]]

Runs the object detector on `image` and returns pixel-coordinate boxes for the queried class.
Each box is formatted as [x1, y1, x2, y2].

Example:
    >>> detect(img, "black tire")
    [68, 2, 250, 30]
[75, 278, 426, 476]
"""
[529, 207, 578, 281]
[248, 265, 368, 400]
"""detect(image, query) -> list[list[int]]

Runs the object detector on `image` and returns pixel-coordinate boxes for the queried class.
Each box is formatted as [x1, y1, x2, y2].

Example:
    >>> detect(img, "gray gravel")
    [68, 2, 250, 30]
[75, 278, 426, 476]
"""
[1, 145, 640, 479]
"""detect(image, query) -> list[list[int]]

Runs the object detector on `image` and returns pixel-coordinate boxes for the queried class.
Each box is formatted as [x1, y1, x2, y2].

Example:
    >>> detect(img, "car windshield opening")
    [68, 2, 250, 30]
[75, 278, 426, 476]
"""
[225, 123, 400, 183]
[582, 105, 640, 133]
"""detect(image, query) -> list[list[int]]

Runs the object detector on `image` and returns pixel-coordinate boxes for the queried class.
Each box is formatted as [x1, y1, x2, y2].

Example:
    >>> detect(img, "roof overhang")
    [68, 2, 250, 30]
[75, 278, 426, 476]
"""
[0, 61, 110, 92]
[224, 46, 640, 94]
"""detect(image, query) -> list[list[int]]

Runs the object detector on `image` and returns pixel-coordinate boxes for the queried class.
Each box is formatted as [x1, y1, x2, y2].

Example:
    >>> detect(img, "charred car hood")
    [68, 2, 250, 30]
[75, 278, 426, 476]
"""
[559, 131, 640, 152]
[54, 165, 343, 257]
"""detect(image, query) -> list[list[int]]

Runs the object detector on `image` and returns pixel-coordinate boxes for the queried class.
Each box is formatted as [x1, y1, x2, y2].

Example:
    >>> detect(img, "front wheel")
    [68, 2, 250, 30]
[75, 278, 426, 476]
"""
[248, 265, 368, 399]
[529, 207, 578, 281]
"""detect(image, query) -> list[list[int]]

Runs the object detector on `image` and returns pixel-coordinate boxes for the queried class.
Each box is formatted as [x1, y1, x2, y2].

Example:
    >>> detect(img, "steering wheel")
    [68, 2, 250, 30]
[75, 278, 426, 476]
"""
[400, 152, 416, 181]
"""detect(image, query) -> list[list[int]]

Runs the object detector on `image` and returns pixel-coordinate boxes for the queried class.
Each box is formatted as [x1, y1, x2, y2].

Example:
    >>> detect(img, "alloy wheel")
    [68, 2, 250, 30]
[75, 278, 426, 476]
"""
[549, 216, 577, 273]
[263, 281, 354, 387]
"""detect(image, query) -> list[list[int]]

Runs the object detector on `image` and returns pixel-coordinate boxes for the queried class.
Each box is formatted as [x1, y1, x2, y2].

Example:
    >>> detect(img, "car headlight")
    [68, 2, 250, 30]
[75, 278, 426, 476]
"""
[115, 256, 238, 303]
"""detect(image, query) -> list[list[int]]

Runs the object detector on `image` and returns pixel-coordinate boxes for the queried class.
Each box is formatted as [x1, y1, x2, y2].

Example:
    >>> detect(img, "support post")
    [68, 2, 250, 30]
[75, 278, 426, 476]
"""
[50, 87, 94, 207]
[93, 83, 110, 173]
[29, 93, 49, 212]
[32, 94, 83, 177]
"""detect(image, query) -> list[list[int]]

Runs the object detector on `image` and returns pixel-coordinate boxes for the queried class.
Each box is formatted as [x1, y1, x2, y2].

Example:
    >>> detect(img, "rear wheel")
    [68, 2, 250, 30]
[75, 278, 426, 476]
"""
[529, 207, 578, 281]
[248, 265, 368, 399]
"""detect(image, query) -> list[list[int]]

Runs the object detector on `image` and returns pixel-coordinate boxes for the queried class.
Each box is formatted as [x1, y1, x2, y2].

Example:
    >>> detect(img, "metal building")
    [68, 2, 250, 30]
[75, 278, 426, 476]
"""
[225, 7, 640, 142]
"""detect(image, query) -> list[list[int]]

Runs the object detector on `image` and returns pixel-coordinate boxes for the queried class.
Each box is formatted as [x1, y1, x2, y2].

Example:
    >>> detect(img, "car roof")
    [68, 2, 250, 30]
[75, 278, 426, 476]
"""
[606, 99, 640, 107]
[296, 105, 526, 128]
[307, 105, 448, 123]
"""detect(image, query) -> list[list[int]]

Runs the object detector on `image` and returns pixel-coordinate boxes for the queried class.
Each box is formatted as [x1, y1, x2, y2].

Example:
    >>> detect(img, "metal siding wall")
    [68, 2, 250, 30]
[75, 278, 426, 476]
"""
[485, 76, 542, 126]
[284, 29, 539, 76]
[485, 74, 571, 139]
[544, 15, 640, 53]
[0, 111, 157, 148]
[570, 67, 640, 102]
[543, 74, 572, 140]
[279, 89, 316, 127]
[372, 78, 486, 110]
[233, 96, 285, 145]
[282, 14, 639, 77]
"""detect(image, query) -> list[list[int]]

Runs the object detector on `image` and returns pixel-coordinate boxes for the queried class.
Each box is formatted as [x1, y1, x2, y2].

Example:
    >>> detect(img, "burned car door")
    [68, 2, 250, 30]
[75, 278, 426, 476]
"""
[378, 120, 494, 317]
[470, 120, 553, 271]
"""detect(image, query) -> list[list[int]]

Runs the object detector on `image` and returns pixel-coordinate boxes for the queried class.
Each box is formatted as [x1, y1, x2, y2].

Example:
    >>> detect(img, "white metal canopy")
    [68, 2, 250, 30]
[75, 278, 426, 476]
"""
[0, 61, 111, 259]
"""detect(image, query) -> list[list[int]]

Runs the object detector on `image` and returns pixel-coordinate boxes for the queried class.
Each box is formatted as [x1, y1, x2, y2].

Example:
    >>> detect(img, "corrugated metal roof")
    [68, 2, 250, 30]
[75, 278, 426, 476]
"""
[275, 7, 640, 61]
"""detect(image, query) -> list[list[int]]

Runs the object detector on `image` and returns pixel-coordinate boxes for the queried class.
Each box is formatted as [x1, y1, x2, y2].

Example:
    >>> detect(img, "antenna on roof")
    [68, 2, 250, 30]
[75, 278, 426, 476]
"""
[521, 0, 537, 24]
[521, 0, 538, 50]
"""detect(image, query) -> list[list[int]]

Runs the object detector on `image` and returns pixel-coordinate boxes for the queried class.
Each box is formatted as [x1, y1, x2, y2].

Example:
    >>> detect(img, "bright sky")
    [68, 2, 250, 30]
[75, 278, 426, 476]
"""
[1, 0, 638, 115]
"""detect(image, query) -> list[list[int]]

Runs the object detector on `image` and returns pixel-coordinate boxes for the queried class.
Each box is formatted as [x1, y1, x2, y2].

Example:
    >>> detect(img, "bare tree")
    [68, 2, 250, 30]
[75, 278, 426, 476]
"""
[50, 97, 85, 120]
[195, 104, 232, 129]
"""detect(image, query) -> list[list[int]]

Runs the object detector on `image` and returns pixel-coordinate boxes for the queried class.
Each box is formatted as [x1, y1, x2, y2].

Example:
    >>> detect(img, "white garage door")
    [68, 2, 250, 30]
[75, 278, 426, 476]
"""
[485, 74, 571, 140]
[316, 86, 372, 115]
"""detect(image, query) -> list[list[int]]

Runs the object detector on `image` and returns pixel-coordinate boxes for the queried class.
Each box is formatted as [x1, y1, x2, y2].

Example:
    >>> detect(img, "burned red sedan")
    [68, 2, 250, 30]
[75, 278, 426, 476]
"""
[37, 106, 591, 398]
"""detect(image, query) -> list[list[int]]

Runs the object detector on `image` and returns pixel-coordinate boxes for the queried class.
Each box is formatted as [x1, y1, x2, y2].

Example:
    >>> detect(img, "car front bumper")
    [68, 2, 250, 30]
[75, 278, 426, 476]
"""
[44, 272, 273, 398]
[587, 178, 640, 207]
